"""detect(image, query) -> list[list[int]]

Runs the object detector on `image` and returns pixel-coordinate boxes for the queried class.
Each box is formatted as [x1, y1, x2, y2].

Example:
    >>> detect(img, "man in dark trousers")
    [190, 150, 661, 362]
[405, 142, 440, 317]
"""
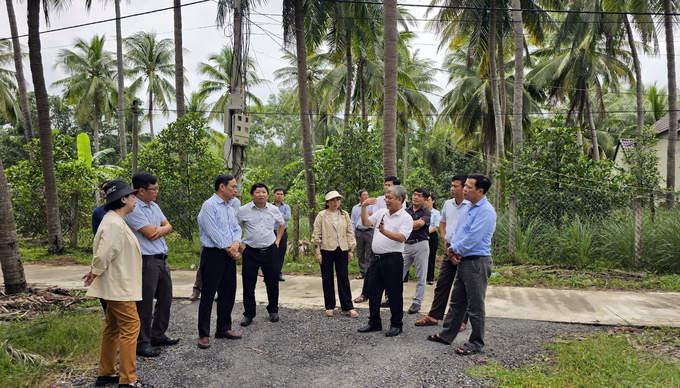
[196, 174, 243, 349]
[237, 183, 286, 326]
[427, 174, 496, 355]
[125, 172, 178, 357]
[357, 185, 413, 337]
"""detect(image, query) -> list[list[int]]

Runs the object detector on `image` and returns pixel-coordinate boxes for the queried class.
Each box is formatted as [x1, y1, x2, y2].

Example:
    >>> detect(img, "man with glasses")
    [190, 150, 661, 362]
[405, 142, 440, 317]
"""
[125, 172, 178, 357]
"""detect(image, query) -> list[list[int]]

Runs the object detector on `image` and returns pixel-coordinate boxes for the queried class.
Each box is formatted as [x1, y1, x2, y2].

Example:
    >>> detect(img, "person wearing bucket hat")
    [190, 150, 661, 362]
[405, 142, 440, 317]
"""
[312, 191, 358, 318]
[83, 180, 152, 388]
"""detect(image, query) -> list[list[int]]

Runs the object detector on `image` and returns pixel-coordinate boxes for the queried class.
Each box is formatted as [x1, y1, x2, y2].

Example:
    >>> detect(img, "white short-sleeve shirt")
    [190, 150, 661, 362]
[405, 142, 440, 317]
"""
[368, 208, 414, 254]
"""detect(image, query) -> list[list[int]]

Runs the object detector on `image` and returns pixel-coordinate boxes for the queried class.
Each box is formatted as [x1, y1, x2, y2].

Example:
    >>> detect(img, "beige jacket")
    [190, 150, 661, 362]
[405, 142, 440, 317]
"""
[86, 211, 143, 301]
[312, 209, 356, 252]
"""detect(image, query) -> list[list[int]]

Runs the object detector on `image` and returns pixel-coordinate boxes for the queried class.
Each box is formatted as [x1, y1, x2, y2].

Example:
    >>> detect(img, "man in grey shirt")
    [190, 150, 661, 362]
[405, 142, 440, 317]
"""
[237, 183, 286, 326]
[125, 172, 178, 358]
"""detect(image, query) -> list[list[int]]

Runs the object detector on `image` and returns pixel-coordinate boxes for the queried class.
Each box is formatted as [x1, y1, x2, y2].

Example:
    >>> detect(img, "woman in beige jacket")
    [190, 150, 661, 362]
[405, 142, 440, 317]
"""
[83, 180, 147, 388]
[312, 191, 358, 318]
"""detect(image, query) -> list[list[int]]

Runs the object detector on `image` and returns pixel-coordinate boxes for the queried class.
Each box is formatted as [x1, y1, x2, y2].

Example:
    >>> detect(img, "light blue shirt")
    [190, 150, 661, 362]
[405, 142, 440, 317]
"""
[351, 203, 374, 232]
[451, 196, 496, 257]
[197, 193, 242, 249]
[237, 202, 285, 248]
[429, 208, 441, 229]
[125, 198, 168, 255]
[229, 197, 241, 209]
[272, 202, 291, 229]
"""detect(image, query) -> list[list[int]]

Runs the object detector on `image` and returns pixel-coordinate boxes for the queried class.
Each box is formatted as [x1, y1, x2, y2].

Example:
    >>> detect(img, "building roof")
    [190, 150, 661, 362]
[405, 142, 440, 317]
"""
[651, 106, 680, 134]
[613, 138, 636, 162]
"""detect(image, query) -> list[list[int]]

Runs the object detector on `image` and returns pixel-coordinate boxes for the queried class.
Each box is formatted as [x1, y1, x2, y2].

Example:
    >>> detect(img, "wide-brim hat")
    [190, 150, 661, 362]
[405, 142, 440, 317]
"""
[105, 180, 137, 204]
[325, 190, 343, 201]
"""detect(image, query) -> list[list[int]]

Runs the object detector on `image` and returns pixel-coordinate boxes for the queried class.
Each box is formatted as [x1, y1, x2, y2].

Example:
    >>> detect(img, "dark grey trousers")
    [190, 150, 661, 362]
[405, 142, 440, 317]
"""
[355, 229, 373, 277]
[136, 257, 173, 350]
[439, 256, 492, 350]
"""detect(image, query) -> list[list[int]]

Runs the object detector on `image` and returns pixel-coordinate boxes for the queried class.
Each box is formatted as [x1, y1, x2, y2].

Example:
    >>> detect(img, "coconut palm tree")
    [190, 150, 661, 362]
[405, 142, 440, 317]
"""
[174, 0, 185, 120]
[0, 154, 27, 294]
[5, 0, 33, 142]
[26, 0, 66, 253]
[52, 35, 117, 154]
[382, 0, 399, 177]
[124, 31, 176, 141]
[197, 45, 266, 122]
[0, 41, 19, 124]
[662, 0, 677, 207]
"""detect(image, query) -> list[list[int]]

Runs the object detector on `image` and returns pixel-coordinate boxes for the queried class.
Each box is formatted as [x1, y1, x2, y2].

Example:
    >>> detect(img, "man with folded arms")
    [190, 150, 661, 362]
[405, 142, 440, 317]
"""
[125, 172, 178, 358]
[357, 185, 413, 337]
[237, 183, 286, 326]
[196, 174, 243, 349]
[427, 174, 496, 356]
[416, 175, 470, 329]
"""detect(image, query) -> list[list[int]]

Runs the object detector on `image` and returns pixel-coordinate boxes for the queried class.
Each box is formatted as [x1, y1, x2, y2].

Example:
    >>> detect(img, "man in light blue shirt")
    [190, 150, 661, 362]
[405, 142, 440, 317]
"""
[272, 188, 292, 282]
[351, 189, 374, 279]
[237, 183, 285, 326]
[125, 172, 177, 358]
[196, 174, 243, 349]
[189, 196, 240, 301]
[428, 174, 496, 355]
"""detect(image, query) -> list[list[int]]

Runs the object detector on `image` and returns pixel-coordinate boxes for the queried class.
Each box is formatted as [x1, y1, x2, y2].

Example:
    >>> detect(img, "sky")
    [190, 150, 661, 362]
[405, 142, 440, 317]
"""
[0, 0, 674, 133]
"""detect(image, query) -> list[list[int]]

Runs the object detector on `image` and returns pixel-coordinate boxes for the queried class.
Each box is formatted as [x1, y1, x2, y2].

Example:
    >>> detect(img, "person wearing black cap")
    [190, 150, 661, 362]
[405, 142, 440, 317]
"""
[83, 180, 152, 388]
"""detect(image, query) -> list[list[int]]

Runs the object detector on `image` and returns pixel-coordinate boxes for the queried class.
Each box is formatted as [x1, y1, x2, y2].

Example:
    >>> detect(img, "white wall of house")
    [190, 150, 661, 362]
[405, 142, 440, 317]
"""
[615, 132, 680, 188]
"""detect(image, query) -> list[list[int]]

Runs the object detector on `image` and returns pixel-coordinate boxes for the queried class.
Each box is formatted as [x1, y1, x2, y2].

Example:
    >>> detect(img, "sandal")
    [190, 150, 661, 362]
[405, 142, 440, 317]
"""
[459, 322, 467, 332]
[455, 344, 479, 355]
[415, 316, 439, 326]
[355, 275, 364, 280]
[342, 309, 359, 318]
[426, 333, 450, 345]
[353, 295, 368, 303]
[325, 309, 334, 317]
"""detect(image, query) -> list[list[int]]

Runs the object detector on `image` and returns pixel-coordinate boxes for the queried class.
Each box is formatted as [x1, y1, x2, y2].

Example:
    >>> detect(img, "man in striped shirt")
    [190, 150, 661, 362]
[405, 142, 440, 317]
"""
[196, 174, 243, 349]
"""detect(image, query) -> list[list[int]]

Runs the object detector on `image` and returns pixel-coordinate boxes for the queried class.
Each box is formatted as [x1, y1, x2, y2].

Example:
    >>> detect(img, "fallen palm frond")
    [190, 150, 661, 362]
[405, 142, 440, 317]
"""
[1, 340, 50, 366]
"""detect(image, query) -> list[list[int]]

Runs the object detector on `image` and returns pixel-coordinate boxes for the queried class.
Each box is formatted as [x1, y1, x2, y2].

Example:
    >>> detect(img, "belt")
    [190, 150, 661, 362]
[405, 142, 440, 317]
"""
[461, 255, 482, 261]
[373, 252, 400, 260]
[357, 227, 373, 231]
[405, 238, 427, 245]
[246, 244, 273, 253]
[142, 254, 167, 260]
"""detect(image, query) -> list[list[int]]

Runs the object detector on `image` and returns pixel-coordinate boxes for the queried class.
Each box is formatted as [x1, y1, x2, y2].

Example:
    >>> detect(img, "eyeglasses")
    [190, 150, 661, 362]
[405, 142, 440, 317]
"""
[144, 187, 160, 192]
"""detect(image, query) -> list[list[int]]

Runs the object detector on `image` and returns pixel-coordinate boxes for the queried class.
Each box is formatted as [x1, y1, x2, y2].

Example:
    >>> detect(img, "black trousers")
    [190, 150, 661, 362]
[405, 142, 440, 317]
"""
[427, 256, 469, 324]
[197, 247, 237, 338]
[367, 253, 404, 329]
[136, 256, 173, 350]
[242, 244, 279, 318]
[320, 248, 354, 311]
[426, 231, 439, 282]
[276, 229, 288, 275]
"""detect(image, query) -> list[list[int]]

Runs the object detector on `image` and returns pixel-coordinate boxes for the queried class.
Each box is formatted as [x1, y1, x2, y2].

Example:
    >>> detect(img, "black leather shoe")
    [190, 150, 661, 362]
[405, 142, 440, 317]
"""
[118, 380, 154, 388]
[278, 274, 285, 282]
[96, 375, 119, 386]
[150, 336, 180, 347]
[136, 346, 160, 358]
[269, 312, 280, 322]
[385, 327, 403, 337]
[380, 299, 390, 308]
[240, 316, 253, 326]
[357, 324, 382, 333]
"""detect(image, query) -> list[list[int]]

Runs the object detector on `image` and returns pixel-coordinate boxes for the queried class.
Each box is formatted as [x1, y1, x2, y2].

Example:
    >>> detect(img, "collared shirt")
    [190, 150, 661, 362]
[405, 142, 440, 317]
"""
[351, 203, 375, 232]
[441, 198, 471, 244]
[405, 205, 431, 241]
[272, 202, 291, 229]
[429, 208, 441, 229]
[367, 208, 413, 254]
[374, 195, 407, 211]
[451, 196, 496, 257]
[197, 193, 242, 249]
[91, 205, 107, 235]
[125, 198, 169, 255]
[229, 197, 241, 209]
[237, 202, 285, 248]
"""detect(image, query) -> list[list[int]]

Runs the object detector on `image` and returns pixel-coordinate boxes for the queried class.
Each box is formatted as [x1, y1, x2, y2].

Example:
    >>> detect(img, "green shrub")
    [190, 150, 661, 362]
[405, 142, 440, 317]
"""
[553, 216, 595, 268]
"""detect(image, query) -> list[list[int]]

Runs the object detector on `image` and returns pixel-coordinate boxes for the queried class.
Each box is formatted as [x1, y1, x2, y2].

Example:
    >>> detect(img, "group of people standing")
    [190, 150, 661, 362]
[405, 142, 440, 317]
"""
[83, 170, 496, 387]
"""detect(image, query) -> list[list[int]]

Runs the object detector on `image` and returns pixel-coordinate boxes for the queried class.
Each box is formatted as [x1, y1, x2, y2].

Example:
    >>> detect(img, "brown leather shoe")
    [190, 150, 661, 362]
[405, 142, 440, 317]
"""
[197, 337, 211, 349]
[215, 330, 242, 339]
[189, 289, 200, 301]
[415, 315, 439, 326]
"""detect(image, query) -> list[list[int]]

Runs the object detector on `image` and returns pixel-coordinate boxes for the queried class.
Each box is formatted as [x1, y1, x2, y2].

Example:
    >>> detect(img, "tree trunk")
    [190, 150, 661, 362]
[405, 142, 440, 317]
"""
[586, 92, 600, 161]
[93, 101, 100, 154]
[403, 124, 408, 182]
[294, 0, 317, 232]
[27, 0, 63, 253]
[509, 0, 524, 262]
[343, 28, 353, 132]
[484, 113, 495, 176]
[6, 0, 33, 142]
[497, 32, 506, 207]
[488, 4, 504, 209]
[665, 0, 677, 208]
[382, 0, 398, 178]
[115, 0, 126, 160]
[0, 155, 27, 294]
[132, 99, 139, 175]
[359, 59, 367, 126]
[624, 15, 644, 137]
[69, 192, 78, 247]
[174, 0, 185, 119]
[148, 87, 154, 140]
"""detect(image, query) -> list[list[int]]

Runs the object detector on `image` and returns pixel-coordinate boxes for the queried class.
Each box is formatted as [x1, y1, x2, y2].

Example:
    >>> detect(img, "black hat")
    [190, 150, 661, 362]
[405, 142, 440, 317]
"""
[104, 180, 137, 205]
